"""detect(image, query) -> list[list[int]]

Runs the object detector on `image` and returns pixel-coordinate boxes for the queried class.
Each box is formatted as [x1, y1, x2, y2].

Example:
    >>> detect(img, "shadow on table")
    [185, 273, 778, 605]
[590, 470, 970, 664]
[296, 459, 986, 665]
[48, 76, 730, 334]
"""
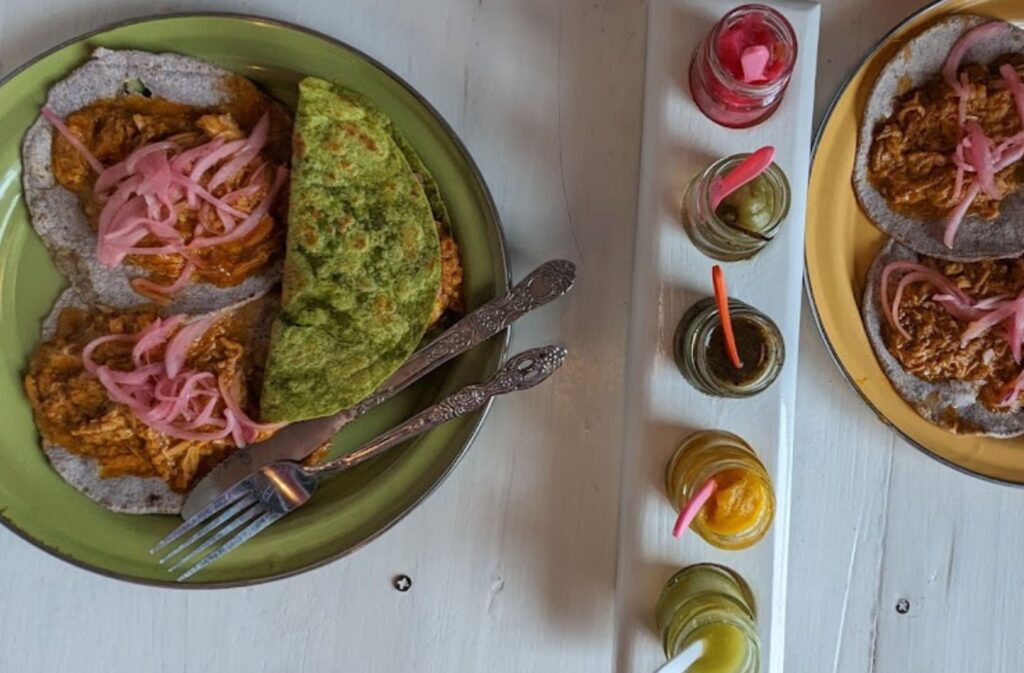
[445, 0, 647, 644]
[613, 418, 704, 672]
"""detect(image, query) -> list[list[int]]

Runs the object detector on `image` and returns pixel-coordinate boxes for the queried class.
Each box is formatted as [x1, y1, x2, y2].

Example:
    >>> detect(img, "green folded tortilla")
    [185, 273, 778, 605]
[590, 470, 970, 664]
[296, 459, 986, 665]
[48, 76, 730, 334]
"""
[260, 78, 441, 422]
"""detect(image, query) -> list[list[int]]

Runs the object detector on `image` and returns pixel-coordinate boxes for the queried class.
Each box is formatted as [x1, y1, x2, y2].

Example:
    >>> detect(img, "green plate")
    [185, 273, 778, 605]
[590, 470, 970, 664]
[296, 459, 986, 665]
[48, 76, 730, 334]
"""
[0, 13, 509, 586]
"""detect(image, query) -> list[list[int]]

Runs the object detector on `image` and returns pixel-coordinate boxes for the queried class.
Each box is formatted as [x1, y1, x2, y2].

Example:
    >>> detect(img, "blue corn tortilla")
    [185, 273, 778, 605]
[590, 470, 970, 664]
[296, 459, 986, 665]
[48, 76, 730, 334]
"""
[862, 239, 1024, 437]
[21, 48, 288, 313]
[853, 15, 1024, 261]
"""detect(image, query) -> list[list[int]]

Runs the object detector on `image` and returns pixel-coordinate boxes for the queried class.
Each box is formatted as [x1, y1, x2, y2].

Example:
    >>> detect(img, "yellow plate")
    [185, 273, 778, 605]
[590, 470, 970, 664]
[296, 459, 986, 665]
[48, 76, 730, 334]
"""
[806, 0, 1024, 484]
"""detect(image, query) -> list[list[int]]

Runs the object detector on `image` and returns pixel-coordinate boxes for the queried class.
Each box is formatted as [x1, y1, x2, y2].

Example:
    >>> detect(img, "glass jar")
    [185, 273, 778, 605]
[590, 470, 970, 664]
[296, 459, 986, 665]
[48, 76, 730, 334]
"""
[655, 564, 760, 673]
[681, 154, 790, 262]
[689, 4, 798, 128]
[665, 430, 775, 550]
[674, 297, 784, 398]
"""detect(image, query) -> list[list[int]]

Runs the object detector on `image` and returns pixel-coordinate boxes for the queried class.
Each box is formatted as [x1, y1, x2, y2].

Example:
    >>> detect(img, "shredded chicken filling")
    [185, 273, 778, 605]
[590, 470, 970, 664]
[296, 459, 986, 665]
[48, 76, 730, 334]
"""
[884, 256, 1024, 410]
[869, 59, 1024, 219]
[25, 305, 269, 491]
[50, 95, 291, 294]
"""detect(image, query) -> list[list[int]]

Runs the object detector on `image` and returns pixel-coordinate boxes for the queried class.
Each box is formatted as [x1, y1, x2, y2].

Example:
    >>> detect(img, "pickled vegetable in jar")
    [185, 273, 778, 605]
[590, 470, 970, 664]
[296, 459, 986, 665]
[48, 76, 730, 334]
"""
[715, 173, 775, 233]
[689, 4, 798, 128]
[681, 154, 790, 262]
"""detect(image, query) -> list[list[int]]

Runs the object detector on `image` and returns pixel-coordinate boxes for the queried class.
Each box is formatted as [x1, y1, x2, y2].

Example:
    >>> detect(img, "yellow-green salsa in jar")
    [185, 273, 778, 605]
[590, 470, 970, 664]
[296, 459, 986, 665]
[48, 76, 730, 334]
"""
[655, 564, 760, 673]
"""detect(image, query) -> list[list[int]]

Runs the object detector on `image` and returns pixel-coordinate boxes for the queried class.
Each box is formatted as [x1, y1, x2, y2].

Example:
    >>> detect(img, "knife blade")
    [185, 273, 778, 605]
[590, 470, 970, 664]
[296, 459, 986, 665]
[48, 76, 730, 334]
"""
[180, 258, 576, 519]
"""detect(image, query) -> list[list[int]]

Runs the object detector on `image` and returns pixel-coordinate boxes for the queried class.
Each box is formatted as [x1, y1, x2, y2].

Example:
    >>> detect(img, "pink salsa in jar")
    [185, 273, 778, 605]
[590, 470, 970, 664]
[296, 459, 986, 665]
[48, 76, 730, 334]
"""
[689, 4, 798, 129]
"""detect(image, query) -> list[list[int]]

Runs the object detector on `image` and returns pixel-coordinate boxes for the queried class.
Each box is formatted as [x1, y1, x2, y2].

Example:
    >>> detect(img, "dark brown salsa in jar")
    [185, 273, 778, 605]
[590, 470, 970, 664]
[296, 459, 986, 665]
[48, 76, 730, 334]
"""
[674, 297, 784, 397]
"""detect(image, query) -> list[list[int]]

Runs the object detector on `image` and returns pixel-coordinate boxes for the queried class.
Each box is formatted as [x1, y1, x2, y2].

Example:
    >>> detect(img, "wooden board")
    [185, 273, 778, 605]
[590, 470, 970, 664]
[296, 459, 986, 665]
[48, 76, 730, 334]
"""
[616, 1, 819, 671]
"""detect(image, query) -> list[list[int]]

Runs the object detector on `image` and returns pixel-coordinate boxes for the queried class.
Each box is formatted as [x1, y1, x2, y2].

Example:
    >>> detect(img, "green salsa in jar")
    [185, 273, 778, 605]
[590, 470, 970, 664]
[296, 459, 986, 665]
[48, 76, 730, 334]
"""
[655, 564, 761, 673]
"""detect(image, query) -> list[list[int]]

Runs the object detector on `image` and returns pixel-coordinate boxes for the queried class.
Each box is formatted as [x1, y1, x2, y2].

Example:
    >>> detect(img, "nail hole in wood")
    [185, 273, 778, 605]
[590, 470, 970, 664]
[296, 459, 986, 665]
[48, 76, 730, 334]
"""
[393, 574, 412, 592]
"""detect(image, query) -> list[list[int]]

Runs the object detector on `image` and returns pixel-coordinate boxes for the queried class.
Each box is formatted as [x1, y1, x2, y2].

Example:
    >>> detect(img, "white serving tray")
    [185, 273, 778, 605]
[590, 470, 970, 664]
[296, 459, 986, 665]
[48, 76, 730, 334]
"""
[615, 1, 820, 671]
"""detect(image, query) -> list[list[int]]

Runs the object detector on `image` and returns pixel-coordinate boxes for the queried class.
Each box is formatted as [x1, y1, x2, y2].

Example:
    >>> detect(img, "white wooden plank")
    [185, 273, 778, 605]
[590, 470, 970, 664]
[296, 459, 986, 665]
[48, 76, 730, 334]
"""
[0, 0, 643, 671]
[871, 447, 1024, 673]
[787, 306, 899, 673]
[792, 2, 1024, 673]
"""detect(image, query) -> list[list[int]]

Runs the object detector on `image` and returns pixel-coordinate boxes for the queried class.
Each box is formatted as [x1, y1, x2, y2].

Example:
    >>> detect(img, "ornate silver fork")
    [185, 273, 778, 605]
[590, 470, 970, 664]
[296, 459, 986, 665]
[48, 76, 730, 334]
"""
[151, 344, 568, 581]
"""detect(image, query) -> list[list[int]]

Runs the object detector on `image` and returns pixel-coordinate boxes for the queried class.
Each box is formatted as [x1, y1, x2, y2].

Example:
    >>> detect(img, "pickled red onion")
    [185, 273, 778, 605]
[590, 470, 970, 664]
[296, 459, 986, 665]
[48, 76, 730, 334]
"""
[932, 292, 1009, 323]
[41, 107, 104, 173]
[883, 254, 1024, 409]
[952, 140, 969, 201]
[943, 182, 980, 248]
[994, 137, 1024, 172]
[999, 369, 1024, 407]
[943, 21, 1008, 95]
[131, 258, 196, 303]
[219, 374, 282, 441]
[190, 395, 221, 429]
[879, 261, 972, 337]
[965, 121, 998, 198]
[189, 138, 247, 184]
[164, 315, 215, 378]
[81, 314, 278, 444]
[171, 138, 226, 174]
[880, 261, 1024, 384]
[81, 333, 135, 375]
[938, 22, 1020, 248]
[42, 108, 284, 299]
[1000, 63, 1024, 124]
[1012, 308, 1024, 364]
[957, 73, 970, 127]
[188, 167, 288, 250]
[208, 114, 269, 192]
[961, 299, 1020, 345]
[132, 316, 185, 366]
[890, 271, 951, 339]
[739, 45, 771, 83]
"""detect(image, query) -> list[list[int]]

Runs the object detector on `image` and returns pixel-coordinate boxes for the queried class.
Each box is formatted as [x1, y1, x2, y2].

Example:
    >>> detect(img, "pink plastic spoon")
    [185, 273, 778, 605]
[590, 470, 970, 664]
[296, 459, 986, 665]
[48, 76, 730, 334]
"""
[710, 146, 776, 211]
[672, 477, 718, 538]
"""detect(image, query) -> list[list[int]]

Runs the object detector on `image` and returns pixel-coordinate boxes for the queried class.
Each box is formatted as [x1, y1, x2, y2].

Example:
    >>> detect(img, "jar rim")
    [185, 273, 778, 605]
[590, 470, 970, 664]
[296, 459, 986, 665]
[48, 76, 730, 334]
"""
[659, 563, 759, 619]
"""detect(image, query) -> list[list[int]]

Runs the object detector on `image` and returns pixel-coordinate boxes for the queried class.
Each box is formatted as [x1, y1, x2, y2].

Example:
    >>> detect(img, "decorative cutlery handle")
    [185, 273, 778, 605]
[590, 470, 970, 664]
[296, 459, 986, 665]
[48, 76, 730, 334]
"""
[350, 259, 576, 418]
[308, 345, 569, 476]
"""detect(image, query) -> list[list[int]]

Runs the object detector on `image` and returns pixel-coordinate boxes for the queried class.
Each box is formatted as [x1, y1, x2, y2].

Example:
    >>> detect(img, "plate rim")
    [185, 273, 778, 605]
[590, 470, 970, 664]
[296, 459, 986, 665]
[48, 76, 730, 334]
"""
[803, 0, 1024, 489]
[0, 10, 513, 587]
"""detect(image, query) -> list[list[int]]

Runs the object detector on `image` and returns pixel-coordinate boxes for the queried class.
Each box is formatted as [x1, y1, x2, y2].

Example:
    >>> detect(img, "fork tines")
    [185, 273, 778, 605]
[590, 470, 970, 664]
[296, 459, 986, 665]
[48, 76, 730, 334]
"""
[151, 485, 279, 582]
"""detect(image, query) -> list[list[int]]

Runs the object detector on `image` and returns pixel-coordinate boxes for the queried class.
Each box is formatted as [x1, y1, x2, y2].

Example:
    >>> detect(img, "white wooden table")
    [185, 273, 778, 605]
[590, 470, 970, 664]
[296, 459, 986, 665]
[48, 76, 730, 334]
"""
[1, 1, 1020, 671]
